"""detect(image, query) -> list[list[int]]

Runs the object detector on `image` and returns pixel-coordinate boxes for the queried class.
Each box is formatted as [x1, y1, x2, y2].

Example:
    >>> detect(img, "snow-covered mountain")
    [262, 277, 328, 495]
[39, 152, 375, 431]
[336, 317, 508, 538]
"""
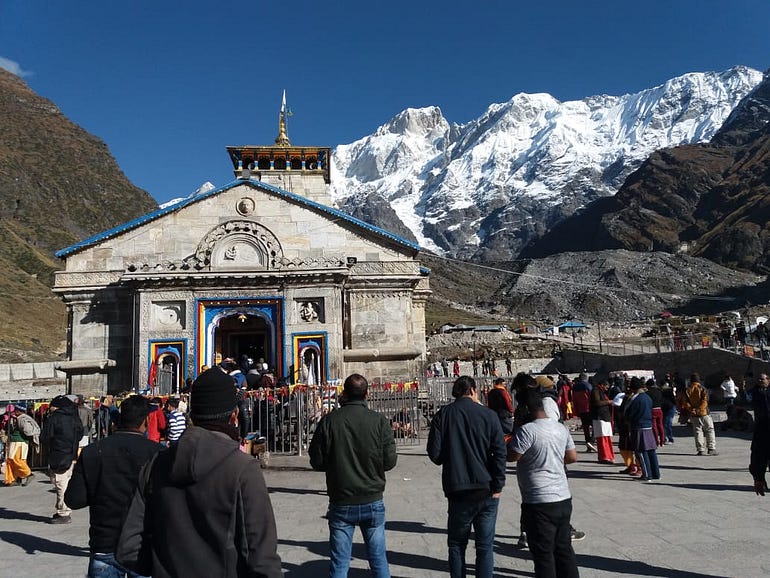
[159, 181, 216, 209]
[331, 66, 764, 260]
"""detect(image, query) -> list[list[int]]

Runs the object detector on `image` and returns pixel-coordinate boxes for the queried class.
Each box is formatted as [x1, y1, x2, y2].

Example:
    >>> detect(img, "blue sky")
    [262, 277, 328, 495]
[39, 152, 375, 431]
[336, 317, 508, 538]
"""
[1, 0, 768, 205]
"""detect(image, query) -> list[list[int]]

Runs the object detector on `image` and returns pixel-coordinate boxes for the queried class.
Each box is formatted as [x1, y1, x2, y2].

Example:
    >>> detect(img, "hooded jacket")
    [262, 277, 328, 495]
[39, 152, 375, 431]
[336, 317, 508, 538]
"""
[41, 402, 83, 472]
[117, 426, 282, 578]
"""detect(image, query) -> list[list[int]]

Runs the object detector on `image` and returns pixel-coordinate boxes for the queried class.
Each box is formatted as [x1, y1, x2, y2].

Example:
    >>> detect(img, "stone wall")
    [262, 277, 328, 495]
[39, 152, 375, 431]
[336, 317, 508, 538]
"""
[543, 347, 770, 397]
[0, 362, 67, 401]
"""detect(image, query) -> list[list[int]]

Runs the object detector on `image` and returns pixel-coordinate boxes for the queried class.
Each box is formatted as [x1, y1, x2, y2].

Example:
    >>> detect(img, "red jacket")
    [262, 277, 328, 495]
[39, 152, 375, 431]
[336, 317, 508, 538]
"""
[147, 407, 167, 443]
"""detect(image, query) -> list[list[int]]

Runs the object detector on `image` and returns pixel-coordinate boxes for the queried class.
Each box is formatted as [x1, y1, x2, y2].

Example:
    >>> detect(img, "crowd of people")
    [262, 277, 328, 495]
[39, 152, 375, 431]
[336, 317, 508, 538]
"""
[4, 360, 770, 578]
[422, 368, 770, 577]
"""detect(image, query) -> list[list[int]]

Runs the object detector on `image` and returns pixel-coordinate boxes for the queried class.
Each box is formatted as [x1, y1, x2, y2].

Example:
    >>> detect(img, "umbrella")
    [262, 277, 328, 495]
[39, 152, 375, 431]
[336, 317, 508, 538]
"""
[659, 311, 673, 318]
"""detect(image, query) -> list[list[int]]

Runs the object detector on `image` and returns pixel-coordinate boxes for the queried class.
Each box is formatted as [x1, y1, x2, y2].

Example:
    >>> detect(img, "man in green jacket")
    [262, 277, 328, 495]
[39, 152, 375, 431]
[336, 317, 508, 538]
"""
[309, 373, 397, 578]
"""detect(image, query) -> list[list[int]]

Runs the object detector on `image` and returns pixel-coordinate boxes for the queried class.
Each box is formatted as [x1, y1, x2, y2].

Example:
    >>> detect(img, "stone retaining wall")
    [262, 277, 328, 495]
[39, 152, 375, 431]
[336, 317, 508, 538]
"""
[544, 347, 770, 397]
[0, 362, 67, 401]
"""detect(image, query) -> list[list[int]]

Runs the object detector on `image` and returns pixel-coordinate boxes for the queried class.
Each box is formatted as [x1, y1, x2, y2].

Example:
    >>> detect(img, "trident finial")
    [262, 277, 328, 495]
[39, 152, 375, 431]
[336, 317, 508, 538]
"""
[275, 90, 291, 146]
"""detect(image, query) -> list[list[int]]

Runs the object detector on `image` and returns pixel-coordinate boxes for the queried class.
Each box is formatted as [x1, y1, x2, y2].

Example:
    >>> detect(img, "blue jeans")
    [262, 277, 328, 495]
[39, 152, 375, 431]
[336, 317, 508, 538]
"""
[88, 552, 148, 578]
[328, 499, 390, 578]
[664, 407, 676, 442]
[447, 493, 499, 578]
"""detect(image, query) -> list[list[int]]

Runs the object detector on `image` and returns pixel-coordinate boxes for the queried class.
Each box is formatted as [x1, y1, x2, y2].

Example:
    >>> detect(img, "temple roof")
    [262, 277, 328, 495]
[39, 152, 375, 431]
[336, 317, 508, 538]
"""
[55, 178, 421, 259]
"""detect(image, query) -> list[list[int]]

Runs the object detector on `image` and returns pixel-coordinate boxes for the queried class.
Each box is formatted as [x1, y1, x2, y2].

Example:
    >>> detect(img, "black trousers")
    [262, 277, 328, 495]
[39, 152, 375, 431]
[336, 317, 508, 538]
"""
[522, 498, 579, 578]
[579, 413, 594, 444]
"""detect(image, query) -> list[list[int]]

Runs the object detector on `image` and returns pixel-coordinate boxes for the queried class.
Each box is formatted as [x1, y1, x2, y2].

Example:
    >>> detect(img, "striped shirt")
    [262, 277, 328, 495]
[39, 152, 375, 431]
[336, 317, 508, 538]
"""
[166, 410, 187, 442]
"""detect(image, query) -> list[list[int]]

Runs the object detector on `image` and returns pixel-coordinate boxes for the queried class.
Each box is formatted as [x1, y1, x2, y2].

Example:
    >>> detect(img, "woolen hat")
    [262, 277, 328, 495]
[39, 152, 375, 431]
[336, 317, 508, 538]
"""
[50, 395, 74, 409]
[190, 368, 237, 421]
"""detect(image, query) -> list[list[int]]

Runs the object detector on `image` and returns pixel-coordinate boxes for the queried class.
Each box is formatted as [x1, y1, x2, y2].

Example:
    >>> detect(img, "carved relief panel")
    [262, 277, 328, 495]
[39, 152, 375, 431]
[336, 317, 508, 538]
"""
[296, 298, 324, 323]
[152, 301, 186, 331]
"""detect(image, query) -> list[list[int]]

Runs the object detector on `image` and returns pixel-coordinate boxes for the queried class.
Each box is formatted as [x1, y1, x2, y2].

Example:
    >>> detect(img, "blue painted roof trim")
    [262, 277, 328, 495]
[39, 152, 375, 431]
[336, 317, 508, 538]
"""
[55, 179, 422, 258]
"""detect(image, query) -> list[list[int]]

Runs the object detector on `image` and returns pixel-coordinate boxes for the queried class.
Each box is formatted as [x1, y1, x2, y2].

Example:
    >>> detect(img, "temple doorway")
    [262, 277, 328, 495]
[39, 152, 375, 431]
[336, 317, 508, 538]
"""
[214, 314, 274, 369]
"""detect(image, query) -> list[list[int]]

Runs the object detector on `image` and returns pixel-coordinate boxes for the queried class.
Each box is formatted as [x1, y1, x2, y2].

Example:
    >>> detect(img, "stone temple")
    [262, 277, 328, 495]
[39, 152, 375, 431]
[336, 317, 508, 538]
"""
[53, 99, 430, 396]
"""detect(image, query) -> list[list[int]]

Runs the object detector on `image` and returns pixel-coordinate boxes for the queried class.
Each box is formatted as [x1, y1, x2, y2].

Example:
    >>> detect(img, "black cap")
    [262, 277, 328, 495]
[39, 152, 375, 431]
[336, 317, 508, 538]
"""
[190, 368, 237, 421]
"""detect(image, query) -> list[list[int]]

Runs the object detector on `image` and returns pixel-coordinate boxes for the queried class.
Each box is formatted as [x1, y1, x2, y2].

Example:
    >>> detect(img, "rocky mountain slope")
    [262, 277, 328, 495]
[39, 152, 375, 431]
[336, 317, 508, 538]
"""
[421, 250, 765, 325]
[524, 70, 770, 273]
[0, 68, 158, 360]
[331, 67, 763, 261]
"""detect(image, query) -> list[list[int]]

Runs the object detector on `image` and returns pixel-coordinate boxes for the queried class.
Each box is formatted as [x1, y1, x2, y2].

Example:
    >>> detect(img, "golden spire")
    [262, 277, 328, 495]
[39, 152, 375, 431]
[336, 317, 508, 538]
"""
[275, 90, 291, 146]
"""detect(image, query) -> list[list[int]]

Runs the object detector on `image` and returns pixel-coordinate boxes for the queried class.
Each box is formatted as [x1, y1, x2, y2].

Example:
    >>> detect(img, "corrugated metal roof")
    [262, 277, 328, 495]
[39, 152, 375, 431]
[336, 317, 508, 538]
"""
[56, 178, 422, 258]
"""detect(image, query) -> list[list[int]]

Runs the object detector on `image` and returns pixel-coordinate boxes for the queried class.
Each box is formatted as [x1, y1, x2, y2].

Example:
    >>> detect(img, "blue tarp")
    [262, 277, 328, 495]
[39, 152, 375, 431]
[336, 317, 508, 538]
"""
[558, 321, 587, 329]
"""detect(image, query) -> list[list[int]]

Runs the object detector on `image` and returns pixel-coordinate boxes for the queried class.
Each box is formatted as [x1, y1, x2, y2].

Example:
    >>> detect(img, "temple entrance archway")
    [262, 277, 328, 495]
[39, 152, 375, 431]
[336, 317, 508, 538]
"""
[196, 298, 284, 376]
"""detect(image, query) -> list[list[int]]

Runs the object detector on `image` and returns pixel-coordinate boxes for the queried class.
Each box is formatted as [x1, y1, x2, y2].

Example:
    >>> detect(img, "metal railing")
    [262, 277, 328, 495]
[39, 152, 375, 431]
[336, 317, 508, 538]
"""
[155, 366, 175, 396]
[6, 378, 504, 465]
[239, 381, 426, 456]
[553, 329, 770, 359]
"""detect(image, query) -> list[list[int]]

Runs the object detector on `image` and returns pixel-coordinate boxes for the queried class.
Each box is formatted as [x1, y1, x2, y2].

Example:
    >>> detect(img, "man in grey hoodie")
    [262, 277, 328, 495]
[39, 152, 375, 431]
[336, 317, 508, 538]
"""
[117, 367, 282, 578]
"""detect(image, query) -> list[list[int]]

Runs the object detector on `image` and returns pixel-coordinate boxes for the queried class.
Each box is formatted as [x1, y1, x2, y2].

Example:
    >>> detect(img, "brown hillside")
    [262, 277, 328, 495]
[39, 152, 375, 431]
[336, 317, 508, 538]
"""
[0, 69, 158, 360]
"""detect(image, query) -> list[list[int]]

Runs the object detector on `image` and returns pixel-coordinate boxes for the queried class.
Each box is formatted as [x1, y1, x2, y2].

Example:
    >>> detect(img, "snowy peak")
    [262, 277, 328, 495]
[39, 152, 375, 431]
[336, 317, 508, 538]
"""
[332, 66, 764, 260]
[159, 181, 217, 209]
[378, 106, 449, 138]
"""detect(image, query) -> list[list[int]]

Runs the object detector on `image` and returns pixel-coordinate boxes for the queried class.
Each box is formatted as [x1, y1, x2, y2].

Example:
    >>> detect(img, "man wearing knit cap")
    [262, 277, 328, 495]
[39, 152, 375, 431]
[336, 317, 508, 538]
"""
[117, 367, 282, 577]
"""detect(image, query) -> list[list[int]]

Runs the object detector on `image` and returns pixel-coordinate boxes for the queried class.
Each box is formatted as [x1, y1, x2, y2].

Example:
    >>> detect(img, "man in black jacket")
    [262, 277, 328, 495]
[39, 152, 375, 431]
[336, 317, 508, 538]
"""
[66, 395, 160, 576]
[309, 373, 397, 578]
[427, 375, 506, 578]
[41, 395, 83, 525]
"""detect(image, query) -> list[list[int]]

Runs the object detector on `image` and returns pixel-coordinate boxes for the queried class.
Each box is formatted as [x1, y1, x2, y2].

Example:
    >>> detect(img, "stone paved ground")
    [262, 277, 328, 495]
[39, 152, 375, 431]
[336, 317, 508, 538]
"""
[3, 421, 770, 577]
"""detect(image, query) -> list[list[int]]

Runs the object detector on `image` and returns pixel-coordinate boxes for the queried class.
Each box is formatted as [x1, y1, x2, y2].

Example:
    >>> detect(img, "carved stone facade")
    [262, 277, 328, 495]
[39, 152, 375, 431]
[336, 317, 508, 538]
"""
[54, 178, 429, 396]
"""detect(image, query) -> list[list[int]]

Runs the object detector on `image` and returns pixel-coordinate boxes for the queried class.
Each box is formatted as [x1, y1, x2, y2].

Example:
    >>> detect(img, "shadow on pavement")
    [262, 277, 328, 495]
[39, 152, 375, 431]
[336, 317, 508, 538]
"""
[575, 553, 729, 578]
[385, 520, 444, 534]
[660, 464, 747, 472]
[0, 506, 53, 523]
[501, 547, 727, 578]
[650, 482, 752, 492]
[278, 537, 448, 576]
[0, 531, 88, 557]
